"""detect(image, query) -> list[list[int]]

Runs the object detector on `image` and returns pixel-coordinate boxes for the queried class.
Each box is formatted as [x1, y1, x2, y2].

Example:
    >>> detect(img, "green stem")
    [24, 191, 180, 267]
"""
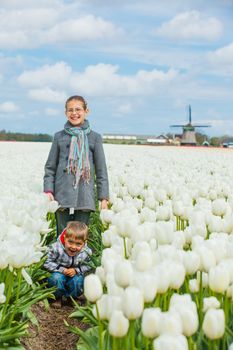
[8, 268, 22, 325]
[0, 268, 14, 328]
[123, 237, 128, 259]
[96, 302, 103, 350]
[198, 271, 203, 325]
[130, 321, 135, 350]
[112, 336, 118, 350]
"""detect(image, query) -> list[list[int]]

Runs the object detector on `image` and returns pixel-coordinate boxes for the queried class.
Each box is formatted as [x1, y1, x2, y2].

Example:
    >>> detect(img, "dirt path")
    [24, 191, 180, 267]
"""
[21, 301, 86, 350]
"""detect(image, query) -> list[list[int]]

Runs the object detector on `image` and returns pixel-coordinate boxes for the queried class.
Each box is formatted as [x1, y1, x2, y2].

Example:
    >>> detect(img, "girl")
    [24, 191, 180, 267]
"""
[44, 95, 109, 235]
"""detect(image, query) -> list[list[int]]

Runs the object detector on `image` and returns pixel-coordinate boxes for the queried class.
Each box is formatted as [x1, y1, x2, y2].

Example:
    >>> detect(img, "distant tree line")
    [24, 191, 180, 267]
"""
[0, 129, 53, 142]
[194, 132, 233, 147]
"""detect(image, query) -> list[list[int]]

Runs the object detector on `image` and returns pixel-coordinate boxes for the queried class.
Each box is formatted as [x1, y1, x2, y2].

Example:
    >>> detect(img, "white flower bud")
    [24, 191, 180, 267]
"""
[84, 274, 103, 303]
[108, 310, 129, 338]
[141, 308, 162, 338]
[0, 283, 6, 304]
[189, 279, 199, 293]
[122, 287, 144, 320]
[153, 334, 188, 350]
[209, 265, 230, 294]
[202, 309, 225, 340]
[114, 259, 133, 288]
[203, 297, 220, 313]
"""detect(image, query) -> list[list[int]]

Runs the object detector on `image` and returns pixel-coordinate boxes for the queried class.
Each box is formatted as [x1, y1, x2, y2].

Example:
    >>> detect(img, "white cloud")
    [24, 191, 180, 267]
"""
[0, 101, 19, 112]
[18, 62, 72, 88]
[116, 103, 133, 114]
[155, 10, 223, 41]
[0, 5, 122, 49]
[70, 63, 178, 96]
[28, 88, 67, 103]
[18, 62, 178, 98]
[207, 43, 233, 74]
[45, 108, 60, 116]
[44, 15, 123, 43]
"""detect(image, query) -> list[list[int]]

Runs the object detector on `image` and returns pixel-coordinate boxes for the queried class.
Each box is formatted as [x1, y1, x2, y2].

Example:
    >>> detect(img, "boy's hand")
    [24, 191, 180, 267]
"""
[63, 268, 76, 277]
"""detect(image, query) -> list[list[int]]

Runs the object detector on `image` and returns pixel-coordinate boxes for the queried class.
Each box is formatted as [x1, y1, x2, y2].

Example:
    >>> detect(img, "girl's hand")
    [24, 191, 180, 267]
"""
[100, 199, 108, 210]
[45, 192, 54, 201]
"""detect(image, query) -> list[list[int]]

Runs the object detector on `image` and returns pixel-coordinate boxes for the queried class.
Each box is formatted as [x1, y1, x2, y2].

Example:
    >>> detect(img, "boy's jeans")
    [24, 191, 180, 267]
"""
[48, 272, 84, 298]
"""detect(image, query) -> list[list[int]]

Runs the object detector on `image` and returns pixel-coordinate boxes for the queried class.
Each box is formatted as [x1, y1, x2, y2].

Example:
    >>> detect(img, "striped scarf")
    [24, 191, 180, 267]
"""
[65, 123, 91, 188]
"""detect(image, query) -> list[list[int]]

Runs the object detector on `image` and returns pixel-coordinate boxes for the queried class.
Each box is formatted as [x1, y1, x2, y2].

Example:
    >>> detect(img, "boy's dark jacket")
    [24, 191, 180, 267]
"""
[44, 229, 92, 275]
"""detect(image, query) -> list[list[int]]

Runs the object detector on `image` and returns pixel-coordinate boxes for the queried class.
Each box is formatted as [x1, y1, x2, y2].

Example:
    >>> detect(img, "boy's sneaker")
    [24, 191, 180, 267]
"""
[51, 298, 62, 309]
[76, 294, 86, 305]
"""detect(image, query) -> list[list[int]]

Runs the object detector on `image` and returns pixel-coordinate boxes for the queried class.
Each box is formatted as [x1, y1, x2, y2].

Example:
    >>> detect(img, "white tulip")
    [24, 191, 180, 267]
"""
[156, 205, 171, 221]
[84, 274, 103, 303]
[160, 310, 183, 335]
[153, 263, 170, 294]
[189, 279, 199, 293]
[197, 246, 216, 272]
[0, 283, 6, 304]
[46, 200, 59, 213]
[197, 271, 209, 288]
[132, 272, 157, 303]
[202, 309, 225, 340]
[100, 209, 114, 224]
[106, 273, 124, 297]
[212, 198, 227, 217]
[108, 310, 129, 337]
[95, 266, 106, 284]
[154, 189, 167, 203]
[135, 250, 153, 271]
[93, 294, 122, 320]
[140, 207, 156, 222]
[183, 251, 200, 275]
[209, 265, 230, 294]
[173, 201, 185, 217]
[169, 298, 198, 337]
[144, 196, 157, 210]
[155, 221, 174, 244]
[172, 230, 186, 249]
[131, 241, 151, 260]
[114, 259, 133, 288]
[169, 262, 186, 290]
[102, 229, 114, 247]
[141, 307, 162, 338]
[153, 334, 188, 350]
[203, 297, 220, 313]
[122, 287, 144, 320]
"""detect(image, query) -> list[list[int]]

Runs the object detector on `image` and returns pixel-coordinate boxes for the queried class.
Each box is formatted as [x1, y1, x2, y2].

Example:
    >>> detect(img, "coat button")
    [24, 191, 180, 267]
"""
[66, 144, 69, 148]
[66, 156, 68, 160]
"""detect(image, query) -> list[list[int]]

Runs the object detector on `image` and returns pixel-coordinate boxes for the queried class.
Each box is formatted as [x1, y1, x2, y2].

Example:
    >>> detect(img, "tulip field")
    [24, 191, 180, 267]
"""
[1, 142, 233, 349]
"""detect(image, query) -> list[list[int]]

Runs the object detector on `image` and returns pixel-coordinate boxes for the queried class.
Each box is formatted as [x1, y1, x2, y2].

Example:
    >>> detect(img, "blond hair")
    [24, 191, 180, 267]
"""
[65, 221, 88, 241]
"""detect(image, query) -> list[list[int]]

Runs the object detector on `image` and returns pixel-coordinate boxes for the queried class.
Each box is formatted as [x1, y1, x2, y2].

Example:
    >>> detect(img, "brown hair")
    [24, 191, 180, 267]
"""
[65, 221, 88, 241]
[65, 95, 88, 111]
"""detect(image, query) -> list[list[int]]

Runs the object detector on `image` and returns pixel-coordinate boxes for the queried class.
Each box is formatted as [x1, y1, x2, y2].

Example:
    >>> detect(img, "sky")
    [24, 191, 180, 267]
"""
[1, 0, 233, 137]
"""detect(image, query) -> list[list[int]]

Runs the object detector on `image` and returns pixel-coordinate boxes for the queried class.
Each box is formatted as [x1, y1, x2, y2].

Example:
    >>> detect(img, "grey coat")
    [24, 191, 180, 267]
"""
[44, 120, 109, 211]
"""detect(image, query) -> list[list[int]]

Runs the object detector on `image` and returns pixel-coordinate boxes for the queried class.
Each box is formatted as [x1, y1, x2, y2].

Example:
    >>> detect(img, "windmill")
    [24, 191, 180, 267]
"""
[170, 105, 210, 146]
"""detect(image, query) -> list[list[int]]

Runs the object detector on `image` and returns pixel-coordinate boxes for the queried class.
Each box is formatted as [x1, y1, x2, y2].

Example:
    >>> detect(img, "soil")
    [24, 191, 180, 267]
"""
[21, 300, 88, 350]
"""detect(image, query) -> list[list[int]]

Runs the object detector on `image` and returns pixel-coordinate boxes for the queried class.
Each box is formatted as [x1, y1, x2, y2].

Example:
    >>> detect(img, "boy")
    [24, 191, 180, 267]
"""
[44, 221, 92, 307]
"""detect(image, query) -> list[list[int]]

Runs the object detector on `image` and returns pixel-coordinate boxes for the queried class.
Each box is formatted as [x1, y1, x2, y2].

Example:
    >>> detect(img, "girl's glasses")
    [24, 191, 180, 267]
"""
[66, 108, 84, 113]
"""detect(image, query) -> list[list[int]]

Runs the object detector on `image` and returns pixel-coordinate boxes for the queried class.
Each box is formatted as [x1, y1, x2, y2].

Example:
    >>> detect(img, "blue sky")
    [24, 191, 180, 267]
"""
[1, 0, 233, 137]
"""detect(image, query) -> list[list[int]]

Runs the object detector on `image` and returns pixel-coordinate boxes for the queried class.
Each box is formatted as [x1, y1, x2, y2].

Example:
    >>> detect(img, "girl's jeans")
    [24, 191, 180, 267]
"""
[55, 208, 91, 236]
[48, 272, 84, 298]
